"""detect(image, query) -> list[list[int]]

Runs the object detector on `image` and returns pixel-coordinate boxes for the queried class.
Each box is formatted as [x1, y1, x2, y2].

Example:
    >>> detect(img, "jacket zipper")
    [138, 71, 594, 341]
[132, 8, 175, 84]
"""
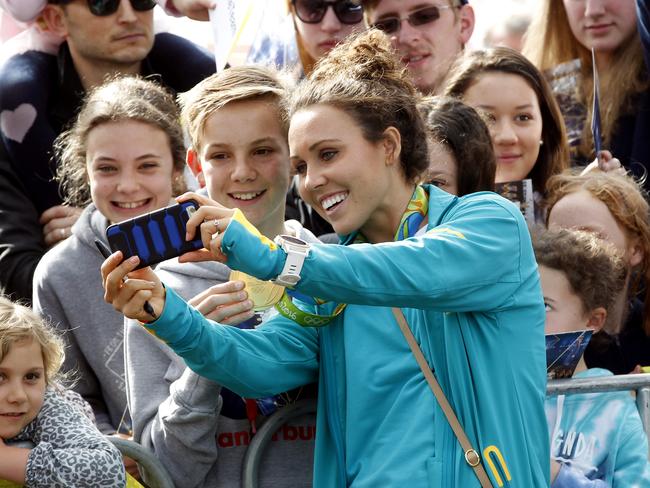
[321, 327, 347, 486]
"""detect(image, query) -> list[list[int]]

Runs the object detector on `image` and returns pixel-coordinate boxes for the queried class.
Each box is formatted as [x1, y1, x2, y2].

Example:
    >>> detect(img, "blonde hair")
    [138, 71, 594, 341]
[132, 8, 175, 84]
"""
[524, 0, 648, 159]
[55, 76, 187, 208]
[0, 296, 65, 385]
[545, 171, 650, 334]
[179, 65, 289, 153]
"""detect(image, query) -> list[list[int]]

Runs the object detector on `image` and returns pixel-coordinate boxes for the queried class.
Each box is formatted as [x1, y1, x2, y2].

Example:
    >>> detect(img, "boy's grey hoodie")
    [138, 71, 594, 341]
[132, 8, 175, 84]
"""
[125, 221, 317, 488]
[33, 204, 128, 434]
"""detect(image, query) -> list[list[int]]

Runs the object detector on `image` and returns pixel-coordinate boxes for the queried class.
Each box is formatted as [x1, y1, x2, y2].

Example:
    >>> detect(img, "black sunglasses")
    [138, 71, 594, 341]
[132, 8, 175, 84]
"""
[371, 5, 454, 35]
[55, 0, 156, 17]
[292, 0, 364, 25]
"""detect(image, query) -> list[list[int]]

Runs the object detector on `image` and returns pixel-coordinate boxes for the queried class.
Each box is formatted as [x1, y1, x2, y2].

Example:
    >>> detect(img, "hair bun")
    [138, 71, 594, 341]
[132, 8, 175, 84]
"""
[311, 29, 410, 89]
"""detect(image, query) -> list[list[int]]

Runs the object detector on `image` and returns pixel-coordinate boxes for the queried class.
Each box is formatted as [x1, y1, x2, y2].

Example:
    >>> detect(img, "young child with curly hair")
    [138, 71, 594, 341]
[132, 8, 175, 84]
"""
[534, 228, 650, 488]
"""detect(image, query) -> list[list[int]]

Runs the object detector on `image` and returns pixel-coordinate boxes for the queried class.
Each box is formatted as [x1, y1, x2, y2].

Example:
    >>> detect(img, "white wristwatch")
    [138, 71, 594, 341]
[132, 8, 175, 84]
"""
[273, 235, 310, 287]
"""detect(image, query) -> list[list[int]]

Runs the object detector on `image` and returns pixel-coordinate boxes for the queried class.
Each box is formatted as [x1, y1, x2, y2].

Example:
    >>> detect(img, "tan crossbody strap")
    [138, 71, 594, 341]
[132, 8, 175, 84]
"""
[392, 308, 494, 488]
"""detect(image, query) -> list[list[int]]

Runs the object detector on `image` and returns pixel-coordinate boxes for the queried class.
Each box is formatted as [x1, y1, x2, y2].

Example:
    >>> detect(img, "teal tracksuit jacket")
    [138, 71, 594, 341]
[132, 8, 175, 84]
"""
[144, 186, 550, 487]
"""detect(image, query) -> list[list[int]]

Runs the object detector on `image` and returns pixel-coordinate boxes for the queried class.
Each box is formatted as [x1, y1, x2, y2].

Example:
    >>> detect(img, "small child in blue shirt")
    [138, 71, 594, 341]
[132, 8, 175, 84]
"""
[535, 228, 650, 488]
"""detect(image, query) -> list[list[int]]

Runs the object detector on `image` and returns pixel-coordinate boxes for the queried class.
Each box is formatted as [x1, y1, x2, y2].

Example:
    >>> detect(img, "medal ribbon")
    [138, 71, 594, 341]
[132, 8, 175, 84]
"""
[275, 186, 429, 327]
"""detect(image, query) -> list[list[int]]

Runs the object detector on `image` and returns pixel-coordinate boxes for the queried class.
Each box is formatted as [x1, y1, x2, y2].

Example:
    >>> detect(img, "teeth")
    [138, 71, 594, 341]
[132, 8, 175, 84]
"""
[322, 192, 348, 211]
[408, 55, 424, 62]
[231, 191, 262, 201]
[115, 199, 147, 209]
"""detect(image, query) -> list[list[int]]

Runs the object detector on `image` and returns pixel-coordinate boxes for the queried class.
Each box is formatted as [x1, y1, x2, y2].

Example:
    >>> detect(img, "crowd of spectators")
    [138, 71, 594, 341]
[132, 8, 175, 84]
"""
[0, 0, 649, 487]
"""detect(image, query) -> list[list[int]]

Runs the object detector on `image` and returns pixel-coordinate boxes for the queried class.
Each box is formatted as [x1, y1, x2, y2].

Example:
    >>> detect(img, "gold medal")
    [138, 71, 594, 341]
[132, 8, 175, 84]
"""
[229, 270, 285, 311]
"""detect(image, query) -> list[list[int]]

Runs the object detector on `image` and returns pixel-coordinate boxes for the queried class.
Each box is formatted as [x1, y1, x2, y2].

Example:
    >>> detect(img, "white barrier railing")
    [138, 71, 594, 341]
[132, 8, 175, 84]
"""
[547, 373, 650, 448]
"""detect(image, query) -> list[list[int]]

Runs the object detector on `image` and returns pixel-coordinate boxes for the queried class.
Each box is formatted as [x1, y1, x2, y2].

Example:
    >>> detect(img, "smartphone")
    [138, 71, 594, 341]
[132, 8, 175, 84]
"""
[106, 200, 203, 269]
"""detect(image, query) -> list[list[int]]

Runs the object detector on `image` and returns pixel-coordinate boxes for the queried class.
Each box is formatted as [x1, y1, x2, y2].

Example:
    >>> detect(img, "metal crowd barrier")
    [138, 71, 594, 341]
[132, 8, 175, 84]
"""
[547, 372, 650, 447]
[242, 398, 317, 488]
[107, 436, 176, 488]
[240, 375, 650, 487]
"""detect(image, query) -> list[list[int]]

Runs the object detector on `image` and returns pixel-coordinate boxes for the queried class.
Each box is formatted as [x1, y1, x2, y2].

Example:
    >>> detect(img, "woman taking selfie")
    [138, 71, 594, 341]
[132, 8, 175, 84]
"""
[102, 31, 548, 488]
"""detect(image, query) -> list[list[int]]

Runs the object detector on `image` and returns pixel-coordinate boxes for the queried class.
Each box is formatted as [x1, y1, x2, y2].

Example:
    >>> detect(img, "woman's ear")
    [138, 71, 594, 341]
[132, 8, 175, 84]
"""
[586, 307, 607, 333]
[186, 148, 206, 188]
[382, 127, 402, 167]
[628, 237, 644, 267]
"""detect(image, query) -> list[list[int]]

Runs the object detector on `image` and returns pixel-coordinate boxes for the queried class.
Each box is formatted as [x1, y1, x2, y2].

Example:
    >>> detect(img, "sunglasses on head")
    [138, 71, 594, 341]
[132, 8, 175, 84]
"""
[292, 0, 364, 25]
[56, 0, 156, 17]
[371, 5, 455, 35]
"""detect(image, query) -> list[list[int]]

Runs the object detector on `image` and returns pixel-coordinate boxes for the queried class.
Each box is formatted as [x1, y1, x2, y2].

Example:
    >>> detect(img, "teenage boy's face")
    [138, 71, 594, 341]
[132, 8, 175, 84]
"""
[0, 339, 46, 439]
[539, 265, 590, 334]
[192, 100, 291, 237]
[367, 0, 474, 93]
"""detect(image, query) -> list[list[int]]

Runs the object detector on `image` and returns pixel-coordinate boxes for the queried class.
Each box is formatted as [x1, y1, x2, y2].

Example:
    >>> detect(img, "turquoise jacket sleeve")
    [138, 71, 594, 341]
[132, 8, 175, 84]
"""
[297, 194, 531, 312]
[143, 286, 320, 398]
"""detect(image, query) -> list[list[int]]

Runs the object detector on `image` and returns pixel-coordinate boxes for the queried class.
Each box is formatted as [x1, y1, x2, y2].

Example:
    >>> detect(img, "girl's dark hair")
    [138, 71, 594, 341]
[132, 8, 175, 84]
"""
[444, 47, 569, 194]
[286, 29, 429, 183]
[419, 96, 496, 196]
[56, 76, 186, 207]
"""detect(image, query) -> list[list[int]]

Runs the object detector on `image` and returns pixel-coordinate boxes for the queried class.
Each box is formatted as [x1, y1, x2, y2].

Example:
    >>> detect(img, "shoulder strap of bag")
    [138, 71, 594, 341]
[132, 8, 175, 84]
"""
[392, 307, 494, 488]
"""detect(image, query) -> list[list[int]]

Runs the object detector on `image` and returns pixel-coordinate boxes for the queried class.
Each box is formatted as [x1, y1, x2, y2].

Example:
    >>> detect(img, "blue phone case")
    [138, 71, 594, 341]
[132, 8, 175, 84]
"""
[106, 200, 203, 269]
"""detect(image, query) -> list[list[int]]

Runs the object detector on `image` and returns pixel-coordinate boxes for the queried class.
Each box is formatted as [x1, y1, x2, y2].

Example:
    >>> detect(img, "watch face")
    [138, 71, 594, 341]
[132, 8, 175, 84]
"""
[280, 235, 307, 246]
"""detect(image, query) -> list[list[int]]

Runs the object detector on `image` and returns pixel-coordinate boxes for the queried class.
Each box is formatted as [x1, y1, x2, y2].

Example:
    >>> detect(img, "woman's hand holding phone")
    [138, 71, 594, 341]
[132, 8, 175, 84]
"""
[100, 251, 165, 323]
[177, 192, 237, 264]
[177, 191, 285, 282]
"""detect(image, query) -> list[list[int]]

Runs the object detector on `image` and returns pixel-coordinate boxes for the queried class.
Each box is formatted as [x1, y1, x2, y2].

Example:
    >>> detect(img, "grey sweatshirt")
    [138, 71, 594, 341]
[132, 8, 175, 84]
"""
[125, 221, 317, 488]
[33, 204, 129, 434]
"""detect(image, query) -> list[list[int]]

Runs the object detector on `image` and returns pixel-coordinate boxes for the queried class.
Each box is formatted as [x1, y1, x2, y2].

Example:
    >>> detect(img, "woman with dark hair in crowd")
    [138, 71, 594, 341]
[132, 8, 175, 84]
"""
[445, 47, 569, 200]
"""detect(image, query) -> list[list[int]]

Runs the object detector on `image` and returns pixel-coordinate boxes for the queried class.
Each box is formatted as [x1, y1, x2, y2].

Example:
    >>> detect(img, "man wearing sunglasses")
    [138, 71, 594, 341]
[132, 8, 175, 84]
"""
[363, 0, 474, 94]
[0, 1, 214, 300]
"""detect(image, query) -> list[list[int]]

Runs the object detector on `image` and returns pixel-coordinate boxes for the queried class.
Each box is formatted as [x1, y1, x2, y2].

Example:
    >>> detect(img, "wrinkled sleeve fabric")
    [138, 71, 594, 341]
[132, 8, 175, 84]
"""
[143, 287, 319, 398]
[0, 140, 44, 304]
[611, 403, 650, 487]
[296, 195, 528, 312]
[32, 265, 114, 434]
[24, 389, 125, 488]
[125, 318, 223, 488]
[0, 51, 61, 214]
